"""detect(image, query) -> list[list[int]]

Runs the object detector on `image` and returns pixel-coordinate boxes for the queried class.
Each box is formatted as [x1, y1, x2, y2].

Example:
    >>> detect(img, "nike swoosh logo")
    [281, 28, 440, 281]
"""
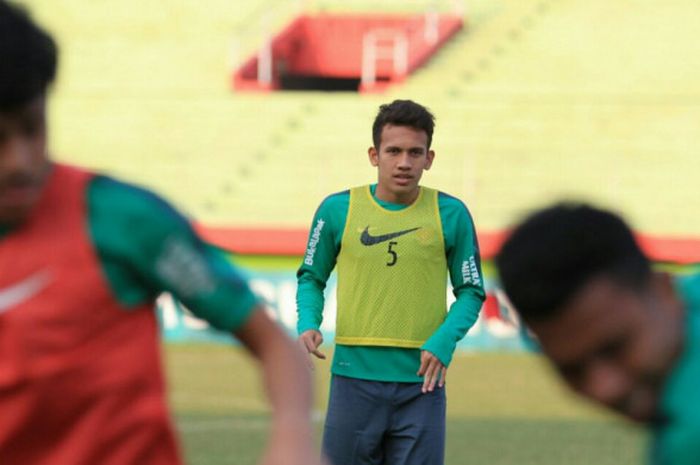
[0, 269, 53, 314]
[360, 226, 420, 246]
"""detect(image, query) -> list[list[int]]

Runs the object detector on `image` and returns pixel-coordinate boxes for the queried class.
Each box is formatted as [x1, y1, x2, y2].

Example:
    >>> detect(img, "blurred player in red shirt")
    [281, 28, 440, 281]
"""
[0, 2, 319, 464]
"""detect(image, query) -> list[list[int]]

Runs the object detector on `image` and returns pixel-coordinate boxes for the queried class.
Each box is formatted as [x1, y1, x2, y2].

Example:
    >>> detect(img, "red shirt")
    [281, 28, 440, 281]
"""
[0, 164, 181, 464]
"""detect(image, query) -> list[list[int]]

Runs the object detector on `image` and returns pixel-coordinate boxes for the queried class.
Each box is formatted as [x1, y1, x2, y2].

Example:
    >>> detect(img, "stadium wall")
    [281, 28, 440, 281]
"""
[195, 225, 700, 265]
[156, 226, 700, 351]
[157, 255, 536, 351]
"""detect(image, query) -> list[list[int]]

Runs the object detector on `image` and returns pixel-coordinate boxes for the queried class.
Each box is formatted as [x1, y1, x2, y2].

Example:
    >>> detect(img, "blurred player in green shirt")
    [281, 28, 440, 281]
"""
[497, 203, 700, 465]
[297, 100, 485, 465]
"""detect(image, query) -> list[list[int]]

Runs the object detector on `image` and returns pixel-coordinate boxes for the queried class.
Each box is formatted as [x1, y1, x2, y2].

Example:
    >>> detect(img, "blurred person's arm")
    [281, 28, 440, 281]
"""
[419, 195, 486, 392]
[296, 192, 347, 362]
[87, 176, 322, 464]
[235, 309, 319, 465]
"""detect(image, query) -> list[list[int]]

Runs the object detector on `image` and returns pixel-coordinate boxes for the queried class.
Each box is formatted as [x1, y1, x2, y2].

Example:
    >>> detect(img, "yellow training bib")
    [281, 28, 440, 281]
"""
[335, 185, 447, 348]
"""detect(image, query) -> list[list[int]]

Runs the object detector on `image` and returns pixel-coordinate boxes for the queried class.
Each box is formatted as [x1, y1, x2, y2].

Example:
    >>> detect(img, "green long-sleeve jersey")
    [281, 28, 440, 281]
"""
[296, 185, 486, 382]
[651, 273, 700, 464]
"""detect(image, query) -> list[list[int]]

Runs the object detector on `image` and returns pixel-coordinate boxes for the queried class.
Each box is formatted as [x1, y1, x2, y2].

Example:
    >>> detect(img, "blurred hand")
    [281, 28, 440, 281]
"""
[417, 350, 446, 393]
[298, 330, 326, 368]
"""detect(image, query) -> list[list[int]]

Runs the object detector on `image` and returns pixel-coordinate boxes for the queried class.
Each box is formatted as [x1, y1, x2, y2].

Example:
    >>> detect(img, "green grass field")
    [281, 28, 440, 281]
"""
[166, 345, 647, 465]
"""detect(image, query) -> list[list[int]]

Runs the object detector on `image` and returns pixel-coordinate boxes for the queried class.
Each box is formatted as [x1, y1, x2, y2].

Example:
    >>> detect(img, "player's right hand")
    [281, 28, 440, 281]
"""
[298, 330, 326, 367]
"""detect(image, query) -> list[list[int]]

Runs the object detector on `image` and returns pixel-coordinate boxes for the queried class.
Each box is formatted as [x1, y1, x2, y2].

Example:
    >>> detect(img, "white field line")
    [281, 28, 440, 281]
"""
[177, 417, 268, 433]
[177, 409, 325, 433]
[170, 393, 267, 411]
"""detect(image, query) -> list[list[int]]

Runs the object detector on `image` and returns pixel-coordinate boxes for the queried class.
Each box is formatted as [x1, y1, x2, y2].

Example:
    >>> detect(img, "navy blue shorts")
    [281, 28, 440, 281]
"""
[322, 375, 446, 465]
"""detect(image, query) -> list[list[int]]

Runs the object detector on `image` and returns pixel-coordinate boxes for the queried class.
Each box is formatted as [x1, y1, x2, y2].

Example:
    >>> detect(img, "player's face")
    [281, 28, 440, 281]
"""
[368, 124, 434, 204]
[0, 96, 51, 225]
[529, 273, 683, 423]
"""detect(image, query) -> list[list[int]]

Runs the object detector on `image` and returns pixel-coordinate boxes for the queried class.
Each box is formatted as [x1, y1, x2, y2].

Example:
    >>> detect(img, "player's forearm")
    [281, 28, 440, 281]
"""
[259, 330, 313, 431]
[235, 309, 314, 439]
[448, 288, 485, 333]
[422, 291, 485, 366]
[296, 274, 326, 333]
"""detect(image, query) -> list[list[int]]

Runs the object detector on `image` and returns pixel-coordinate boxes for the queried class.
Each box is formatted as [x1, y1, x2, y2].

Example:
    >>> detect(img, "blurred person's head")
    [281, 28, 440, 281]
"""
[496, 203, 684, 423]
[0, 1, 57, 225]
[369, 100, 436, 204]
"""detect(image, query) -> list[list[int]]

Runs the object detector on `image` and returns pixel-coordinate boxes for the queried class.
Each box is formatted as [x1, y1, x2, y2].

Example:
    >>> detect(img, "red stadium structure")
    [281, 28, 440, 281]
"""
[233, 12, 464, 92]
[196, 224, 700, 265]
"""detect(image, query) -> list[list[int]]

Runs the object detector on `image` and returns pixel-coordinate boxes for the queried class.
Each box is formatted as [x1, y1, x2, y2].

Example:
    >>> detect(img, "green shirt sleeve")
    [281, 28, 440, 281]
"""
[421, 192, 486, 366]
[88, 176, 259, 332]
[295, 191, 349, 334]
[651, 273, 700, 464]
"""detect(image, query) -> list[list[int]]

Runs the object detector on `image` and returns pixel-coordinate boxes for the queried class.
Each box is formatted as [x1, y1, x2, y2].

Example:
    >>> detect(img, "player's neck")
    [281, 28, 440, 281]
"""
[374, 184, 420, 205]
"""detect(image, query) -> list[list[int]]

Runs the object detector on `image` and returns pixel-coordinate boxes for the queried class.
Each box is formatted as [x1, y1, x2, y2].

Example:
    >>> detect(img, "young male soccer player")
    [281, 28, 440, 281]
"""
[0, 3, 318, 464]
[496, 203, 700, 464]
[297, 99, 486, 465]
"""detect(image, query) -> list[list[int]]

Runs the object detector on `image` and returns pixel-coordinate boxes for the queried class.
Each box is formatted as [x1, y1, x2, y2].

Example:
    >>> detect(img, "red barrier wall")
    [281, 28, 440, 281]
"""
[196, 225, 700, 264]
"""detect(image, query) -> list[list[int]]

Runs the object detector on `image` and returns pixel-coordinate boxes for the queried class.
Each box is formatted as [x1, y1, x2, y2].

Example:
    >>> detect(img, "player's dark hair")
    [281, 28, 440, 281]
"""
[496, 203, 651, 322]
[0, 1, 58, 111]
[372, 99, 435, 149]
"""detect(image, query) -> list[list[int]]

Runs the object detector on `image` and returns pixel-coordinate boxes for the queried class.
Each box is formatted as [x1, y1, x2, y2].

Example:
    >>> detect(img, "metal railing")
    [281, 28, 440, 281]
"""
[361, 29, 409, 88]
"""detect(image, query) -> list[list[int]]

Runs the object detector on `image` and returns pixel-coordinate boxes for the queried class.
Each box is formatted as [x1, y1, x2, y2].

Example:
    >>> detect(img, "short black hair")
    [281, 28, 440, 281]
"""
[496, 203, 651, 322]
[0, 1, 58, 111]
[372, 99, 435, 149]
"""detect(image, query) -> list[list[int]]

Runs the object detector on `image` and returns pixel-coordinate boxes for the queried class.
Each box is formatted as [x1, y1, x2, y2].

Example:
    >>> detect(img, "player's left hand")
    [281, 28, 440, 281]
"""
[417, 350, 447, 394]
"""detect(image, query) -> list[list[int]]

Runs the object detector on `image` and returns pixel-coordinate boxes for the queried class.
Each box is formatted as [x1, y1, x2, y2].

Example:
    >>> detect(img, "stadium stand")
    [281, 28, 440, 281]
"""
[24, 0, 700, 259]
